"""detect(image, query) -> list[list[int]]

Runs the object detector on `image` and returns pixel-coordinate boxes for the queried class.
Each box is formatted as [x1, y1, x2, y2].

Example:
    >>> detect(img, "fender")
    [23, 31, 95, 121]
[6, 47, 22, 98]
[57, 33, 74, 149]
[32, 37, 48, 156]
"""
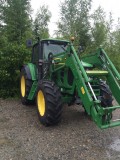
[27, 63, 37, 81]
[20, 63, 37, 81]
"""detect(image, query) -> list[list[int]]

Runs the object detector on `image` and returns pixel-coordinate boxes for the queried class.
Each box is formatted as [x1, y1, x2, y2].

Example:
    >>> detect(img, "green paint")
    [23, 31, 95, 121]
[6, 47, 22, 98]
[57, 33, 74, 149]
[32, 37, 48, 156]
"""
[28, 81, 38, 100]
[28, 63, 37, 80]
[23, 39, 120, 129]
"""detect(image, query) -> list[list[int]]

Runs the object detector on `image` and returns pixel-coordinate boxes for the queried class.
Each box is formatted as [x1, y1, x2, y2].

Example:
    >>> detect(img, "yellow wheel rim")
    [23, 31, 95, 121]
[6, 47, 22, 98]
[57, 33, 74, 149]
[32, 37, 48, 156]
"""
[21, 76, 26, 97]
[37, 90, 45, 116]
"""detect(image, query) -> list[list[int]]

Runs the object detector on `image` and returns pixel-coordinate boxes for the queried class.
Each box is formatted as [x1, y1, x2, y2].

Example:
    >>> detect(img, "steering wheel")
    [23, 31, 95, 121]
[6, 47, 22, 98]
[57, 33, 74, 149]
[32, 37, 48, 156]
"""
[48, 52, 53, 62]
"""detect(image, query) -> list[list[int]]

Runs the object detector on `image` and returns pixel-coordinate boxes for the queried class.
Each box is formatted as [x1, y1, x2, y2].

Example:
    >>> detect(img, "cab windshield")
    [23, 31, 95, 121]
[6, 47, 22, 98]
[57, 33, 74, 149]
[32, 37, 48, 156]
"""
[43, 41, 68, 60]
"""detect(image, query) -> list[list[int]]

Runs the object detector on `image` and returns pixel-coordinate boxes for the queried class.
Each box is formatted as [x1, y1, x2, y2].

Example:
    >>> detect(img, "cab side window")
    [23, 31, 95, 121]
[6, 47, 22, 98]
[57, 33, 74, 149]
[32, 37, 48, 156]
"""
[43, 43, 50, 60]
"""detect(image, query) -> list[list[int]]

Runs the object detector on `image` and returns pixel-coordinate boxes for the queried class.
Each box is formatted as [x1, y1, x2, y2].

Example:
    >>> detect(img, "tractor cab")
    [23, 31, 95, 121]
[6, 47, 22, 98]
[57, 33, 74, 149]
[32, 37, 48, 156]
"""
[31, 39, 69, 65]
[31, 38, 93, 68]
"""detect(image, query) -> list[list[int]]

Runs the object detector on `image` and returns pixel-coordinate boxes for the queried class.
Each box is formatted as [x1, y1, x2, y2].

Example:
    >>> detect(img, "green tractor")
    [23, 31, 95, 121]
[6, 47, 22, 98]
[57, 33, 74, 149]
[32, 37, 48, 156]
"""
[20, 38, 120, 129]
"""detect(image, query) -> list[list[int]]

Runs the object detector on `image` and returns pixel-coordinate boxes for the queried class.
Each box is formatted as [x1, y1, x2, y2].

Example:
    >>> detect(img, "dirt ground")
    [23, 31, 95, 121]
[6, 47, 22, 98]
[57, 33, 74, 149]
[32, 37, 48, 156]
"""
[0, 98, 120, 160]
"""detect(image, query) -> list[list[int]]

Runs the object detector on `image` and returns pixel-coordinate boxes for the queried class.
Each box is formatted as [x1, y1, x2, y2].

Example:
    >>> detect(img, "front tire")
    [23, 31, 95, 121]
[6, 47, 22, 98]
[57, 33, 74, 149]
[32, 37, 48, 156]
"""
[20, 68, 33, 105]
[36, 80, 62, 126]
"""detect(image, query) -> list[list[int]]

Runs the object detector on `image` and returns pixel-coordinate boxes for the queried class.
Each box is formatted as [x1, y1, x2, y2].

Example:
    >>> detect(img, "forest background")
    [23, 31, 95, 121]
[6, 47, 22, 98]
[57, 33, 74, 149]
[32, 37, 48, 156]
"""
[0, 0, 120, 98]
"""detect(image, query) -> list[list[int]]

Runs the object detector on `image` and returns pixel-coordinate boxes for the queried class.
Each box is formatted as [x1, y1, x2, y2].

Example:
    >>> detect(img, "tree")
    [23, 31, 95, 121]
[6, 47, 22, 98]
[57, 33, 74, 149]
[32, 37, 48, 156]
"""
[113, 18, 120, 53]
[106, 12, 114, 53]
[0, 0, 32, 98]
[1, 0, 32, 44]
[33, 5, 51, 39]
[91, 6, 108, 49]
[106, 18, 120, 71]
[56, 0, 92, 48]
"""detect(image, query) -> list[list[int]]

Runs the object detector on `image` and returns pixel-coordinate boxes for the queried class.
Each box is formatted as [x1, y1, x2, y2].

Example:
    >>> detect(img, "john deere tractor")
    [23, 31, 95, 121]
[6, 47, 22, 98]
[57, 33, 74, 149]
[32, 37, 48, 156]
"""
[20, 38, 120, 129]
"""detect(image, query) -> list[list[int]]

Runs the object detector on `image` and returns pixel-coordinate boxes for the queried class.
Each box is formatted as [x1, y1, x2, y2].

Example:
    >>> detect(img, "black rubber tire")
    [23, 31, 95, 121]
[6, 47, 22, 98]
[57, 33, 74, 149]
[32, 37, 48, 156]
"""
[100, 81, 113, 123]
[36, 80, 62, 126]
[20, 68, 33, 105]
[100, 81, 113, 107]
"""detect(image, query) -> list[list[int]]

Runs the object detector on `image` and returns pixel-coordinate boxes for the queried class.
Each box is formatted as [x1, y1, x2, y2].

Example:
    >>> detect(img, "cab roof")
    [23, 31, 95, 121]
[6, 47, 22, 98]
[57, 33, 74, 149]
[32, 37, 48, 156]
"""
[41, 38, 70, 44]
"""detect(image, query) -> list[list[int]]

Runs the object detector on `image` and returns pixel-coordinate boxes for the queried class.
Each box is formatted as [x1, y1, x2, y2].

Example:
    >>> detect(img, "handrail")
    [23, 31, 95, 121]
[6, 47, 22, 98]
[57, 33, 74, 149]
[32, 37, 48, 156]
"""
[71, 45, 89, 82]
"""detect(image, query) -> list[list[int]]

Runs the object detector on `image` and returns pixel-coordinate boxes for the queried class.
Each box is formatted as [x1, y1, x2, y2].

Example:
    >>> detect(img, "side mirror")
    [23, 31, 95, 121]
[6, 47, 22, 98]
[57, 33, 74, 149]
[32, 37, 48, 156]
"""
[26, 39, 32, 48]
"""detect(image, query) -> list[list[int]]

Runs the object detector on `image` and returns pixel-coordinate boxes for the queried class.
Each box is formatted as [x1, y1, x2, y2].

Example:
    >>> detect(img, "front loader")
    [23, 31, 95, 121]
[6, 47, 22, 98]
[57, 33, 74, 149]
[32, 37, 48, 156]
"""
[20, 38, 120, 129]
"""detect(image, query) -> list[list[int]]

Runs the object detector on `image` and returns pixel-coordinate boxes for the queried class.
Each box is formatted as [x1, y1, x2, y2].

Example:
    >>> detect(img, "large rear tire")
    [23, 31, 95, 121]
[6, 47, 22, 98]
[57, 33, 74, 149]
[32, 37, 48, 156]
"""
[36, 80, 62, 126]
[20, 68, 33, 105]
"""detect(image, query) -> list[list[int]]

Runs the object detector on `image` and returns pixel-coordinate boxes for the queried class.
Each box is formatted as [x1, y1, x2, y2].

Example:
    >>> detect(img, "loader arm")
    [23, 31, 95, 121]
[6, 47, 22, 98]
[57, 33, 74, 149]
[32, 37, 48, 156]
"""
[82, 48, 120, 105]
[51, 44, 120, 129]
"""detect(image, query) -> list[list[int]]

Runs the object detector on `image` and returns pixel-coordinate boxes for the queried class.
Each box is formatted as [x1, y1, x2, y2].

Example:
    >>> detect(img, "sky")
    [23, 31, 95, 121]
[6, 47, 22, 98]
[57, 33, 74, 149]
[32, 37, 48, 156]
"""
[31, 0, 120, 36]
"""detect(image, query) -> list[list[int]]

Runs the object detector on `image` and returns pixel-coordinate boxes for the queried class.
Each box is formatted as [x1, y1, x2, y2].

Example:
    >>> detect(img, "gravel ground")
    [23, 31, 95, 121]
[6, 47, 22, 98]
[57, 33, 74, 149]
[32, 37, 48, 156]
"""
[0, 98, 120, 160]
